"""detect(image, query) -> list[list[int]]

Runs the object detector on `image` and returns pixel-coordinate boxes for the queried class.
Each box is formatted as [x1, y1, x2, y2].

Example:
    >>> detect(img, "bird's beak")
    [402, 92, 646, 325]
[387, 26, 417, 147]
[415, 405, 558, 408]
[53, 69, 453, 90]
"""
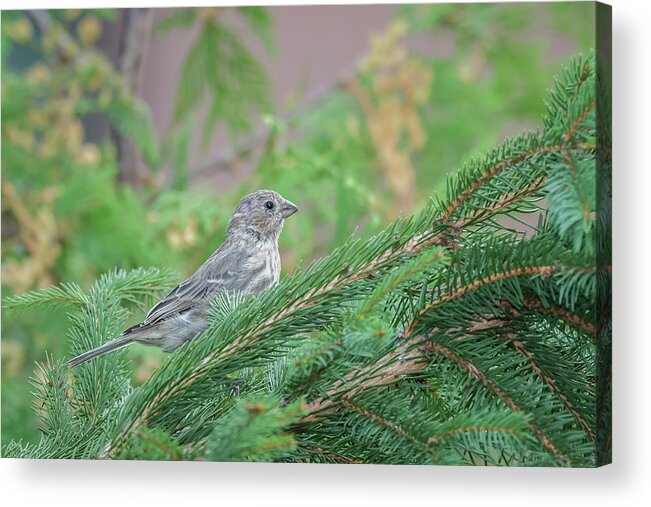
[281, 199, 299, 218]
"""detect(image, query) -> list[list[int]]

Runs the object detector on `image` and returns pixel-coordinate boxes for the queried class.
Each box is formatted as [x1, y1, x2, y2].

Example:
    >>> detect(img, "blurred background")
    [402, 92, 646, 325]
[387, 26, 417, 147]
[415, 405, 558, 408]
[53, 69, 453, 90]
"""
[1, 3, 594, 446]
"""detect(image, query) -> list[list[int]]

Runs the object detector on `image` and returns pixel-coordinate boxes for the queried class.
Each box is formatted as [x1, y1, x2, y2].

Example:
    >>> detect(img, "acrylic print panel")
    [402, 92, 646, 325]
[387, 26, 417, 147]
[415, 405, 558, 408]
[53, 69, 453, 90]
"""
[1, 2, 611, 466]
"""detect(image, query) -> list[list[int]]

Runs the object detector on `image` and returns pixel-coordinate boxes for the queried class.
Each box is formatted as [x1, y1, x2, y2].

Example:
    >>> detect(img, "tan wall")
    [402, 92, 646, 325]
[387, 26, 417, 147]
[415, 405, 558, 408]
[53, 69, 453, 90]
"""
[138, 6, 397, 191]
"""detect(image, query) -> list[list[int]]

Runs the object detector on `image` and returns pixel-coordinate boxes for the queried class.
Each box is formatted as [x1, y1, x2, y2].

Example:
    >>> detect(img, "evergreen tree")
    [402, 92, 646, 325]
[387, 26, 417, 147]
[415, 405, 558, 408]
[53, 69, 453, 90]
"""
[2, 53, 610, 466]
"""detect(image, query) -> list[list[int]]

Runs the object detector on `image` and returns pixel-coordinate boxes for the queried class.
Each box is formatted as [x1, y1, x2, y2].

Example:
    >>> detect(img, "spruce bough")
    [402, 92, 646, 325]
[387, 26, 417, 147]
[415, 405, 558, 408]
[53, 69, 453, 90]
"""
[3, 53, 611, 466]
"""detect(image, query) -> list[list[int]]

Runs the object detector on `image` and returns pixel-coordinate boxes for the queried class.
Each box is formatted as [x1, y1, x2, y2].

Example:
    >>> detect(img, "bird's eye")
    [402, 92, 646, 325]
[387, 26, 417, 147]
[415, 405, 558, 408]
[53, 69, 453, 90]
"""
[265, 201, 274, 210]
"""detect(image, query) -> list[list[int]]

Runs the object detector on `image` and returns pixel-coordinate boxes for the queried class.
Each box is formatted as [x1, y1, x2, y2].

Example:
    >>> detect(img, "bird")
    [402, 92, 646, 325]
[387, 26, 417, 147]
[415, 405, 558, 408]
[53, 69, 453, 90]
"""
[66, 189, 299, 368]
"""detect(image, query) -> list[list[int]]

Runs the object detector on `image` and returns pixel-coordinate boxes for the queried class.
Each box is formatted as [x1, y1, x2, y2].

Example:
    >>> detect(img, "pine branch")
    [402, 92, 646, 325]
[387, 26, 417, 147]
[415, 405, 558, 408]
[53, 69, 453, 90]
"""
[5, 53, 605, 466]
[427, 342, 569, 465]
[520, 299, 596, 335]
[509, 337, 595, 442]
[4, 283, 87, 312]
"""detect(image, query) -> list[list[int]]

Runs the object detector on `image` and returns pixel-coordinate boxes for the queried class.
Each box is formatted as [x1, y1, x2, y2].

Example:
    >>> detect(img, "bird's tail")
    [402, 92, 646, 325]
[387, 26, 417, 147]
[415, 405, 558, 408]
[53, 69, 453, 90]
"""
[66, 335, 134, 368]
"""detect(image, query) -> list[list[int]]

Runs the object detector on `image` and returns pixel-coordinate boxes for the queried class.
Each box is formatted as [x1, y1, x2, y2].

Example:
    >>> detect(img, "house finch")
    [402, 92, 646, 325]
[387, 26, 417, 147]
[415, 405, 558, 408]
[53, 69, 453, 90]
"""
[66, 190, 298, 368]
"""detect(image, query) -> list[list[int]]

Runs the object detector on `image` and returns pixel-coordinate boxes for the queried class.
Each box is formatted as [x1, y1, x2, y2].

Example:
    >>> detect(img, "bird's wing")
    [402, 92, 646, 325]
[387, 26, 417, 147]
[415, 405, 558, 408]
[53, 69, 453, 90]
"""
[134, 241, 250, 329]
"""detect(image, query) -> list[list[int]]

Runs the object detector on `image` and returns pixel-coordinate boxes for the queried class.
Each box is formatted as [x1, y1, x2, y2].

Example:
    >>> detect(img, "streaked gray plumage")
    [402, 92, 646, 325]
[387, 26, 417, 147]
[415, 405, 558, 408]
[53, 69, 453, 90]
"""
[67, 190, 298, 368]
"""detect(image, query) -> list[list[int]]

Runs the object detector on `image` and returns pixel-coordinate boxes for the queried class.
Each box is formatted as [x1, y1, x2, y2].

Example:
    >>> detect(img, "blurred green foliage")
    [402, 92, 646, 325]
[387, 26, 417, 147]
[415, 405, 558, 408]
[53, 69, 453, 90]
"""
[1, 3, 594, 447]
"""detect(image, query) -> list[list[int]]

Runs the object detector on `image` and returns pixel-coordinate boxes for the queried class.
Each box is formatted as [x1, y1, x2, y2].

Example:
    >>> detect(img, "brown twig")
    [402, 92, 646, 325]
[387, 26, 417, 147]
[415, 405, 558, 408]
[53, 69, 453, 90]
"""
[405, 264, 558, 336]
[522, 299, 596, 335]
[302, 334, 430, 421]
[341, 399, 425, 451]
[563, 98, 597, 145]
[134, 429, 182, 460]
[426, 425, 518, 447]
[300, 444, 362, 464]
[440, 145, 561, 223]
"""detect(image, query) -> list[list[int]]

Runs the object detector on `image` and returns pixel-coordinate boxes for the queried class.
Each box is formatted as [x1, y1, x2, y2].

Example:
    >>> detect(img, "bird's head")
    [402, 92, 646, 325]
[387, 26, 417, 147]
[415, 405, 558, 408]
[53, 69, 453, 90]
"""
[227, 190, 299, 241]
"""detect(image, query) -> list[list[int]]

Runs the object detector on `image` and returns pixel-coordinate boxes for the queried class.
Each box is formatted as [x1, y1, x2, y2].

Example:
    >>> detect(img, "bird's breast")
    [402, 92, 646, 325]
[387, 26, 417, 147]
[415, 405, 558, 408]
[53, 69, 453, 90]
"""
[242, 240, 280, 295]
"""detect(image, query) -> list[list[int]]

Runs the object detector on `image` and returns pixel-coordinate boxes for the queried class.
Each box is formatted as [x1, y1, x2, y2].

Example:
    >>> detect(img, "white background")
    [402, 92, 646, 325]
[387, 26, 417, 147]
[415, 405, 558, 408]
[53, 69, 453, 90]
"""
[1, 0, 649, 505]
